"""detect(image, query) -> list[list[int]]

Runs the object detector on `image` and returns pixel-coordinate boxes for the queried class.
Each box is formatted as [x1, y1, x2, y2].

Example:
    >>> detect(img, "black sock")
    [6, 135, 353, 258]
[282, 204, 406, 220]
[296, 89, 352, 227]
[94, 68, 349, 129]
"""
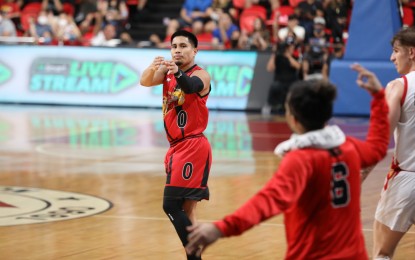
[163, 198, 201, 260]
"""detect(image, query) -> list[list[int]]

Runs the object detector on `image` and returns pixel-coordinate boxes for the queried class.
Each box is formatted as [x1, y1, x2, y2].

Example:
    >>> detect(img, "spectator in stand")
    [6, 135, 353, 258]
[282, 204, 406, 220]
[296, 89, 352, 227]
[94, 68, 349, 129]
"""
[148, 18, 179, 48]
[176, 0, 212, 29]
[262, 34, 301, 115]
[211, 11, 239, 49]
[278, 14, 305, 45]
[302, 16, 330, 81]
[327, 36, 344, 75]
[246, 0, 280, 13]
[53, 12, 81, 44]
[97, 0, 129, 24]
[90, 22, 119, 46]
[1, 0, 21, 32]
[28, 10, 54, 44]
[96, 0, 133, 45]
[0, 10, 17, 36]
[208, 0, 237, 21]
[41, 0, 75, 16]
[296, 0, 324, 40]
[329, 36, 344, 60]
[74, 0, 98, 25]
[78, 11, 102, 45]
[148, 19, 213, 49]
[323, 0, 349, 41]
[238, 16, 270, 50]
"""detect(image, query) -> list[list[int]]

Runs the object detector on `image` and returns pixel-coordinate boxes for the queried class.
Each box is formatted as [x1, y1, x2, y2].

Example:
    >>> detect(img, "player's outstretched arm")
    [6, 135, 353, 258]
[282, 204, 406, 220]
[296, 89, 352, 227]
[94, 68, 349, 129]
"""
[140, 56, 167, 87]
[350, 63, 390, 176]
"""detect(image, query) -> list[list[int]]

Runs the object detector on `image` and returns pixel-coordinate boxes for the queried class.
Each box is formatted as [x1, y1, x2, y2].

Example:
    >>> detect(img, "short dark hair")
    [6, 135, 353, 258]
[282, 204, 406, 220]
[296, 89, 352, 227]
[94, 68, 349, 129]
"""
[171, 30, 198, 48]
[391, 26, 415, 48]
[287, 80, 337, 131]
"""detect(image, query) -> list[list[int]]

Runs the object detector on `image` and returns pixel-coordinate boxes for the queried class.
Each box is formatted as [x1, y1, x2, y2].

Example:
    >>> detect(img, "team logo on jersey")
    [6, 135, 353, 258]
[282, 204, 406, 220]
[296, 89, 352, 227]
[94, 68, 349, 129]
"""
[0, 186, 112, 226]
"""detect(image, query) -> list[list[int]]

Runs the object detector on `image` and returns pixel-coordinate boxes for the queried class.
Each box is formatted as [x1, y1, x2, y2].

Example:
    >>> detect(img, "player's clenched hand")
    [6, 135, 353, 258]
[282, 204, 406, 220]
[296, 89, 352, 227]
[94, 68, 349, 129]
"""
[151, 56, 165, 71]
[185, 223, 222, 256]
[351, 63, 383, 93]
[163, 60, 179, 75]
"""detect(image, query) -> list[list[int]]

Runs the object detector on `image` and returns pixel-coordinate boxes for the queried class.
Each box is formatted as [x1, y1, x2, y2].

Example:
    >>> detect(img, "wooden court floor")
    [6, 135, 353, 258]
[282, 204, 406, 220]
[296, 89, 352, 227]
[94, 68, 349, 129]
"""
[0, 105, 413, 260]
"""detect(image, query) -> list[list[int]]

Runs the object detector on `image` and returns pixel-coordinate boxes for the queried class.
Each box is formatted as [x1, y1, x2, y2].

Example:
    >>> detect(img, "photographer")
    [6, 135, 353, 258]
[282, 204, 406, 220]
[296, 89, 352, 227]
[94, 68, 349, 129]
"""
[302, 17, 330, 81]
[262, 34, 301, 115]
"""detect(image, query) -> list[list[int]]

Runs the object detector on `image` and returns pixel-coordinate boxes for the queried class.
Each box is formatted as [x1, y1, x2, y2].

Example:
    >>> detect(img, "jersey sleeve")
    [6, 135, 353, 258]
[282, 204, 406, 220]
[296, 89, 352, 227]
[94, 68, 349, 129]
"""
[348, 89, 389, 168]
[214, 153, 311, 237]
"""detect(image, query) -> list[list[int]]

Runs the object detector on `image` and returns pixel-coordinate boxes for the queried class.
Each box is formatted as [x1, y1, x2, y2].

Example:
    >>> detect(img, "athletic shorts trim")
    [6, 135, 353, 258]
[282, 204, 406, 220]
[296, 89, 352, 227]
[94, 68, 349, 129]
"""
[164, 186, 209, 201]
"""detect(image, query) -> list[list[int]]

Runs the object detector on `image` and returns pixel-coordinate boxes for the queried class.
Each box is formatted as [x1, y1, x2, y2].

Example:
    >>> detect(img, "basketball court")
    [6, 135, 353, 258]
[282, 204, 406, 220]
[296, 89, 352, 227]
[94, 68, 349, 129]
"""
[0, 105, 413, 259]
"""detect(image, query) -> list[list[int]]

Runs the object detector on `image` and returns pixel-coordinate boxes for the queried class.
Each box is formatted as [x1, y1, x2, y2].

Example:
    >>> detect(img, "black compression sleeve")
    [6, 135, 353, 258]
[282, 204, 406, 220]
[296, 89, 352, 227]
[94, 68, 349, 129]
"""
[174, 69, 204, 94]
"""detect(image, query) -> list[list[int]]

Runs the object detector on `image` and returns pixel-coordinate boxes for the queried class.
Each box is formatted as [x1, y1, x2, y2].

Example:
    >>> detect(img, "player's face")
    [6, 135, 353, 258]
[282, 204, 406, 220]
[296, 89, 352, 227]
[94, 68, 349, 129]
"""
[390, 41, 413, 75]
[171, 36, 197, 68]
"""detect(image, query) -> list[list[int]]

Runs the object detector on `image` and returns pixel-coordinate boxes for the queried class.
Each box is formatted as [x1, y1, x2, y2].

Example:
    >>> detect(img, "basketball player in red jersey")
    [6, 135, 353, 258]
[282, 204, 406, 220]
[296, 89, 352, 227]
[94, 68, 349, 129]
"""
[185, 65, 390, 259]
[140, 30, 211, 260]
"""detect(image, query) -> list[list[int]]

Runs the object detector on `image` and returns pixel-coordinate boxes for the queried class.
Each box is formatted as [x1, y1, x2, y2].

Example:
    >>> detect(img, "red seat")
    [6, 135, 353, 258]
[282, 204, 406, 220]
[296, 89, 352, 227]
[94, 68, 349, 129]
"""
[197, 33, 213, 50]
[20, 2, 42, 32]
[239, 5, 267, 33]
[402, 6, 414, 27]
[62, 3, 75, 16]
[266, 5, 294, 27]
[22, 2, 41, 13]
[232, 0, 245, 10]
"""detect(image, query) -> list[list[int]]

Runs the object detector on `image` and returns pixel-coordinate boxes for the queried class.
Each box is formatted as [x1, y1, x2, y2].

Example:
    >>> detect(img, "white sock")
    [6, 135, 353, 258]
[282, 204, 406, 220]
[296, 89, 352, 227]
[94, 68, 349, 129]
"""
[374, 257, 390, 260]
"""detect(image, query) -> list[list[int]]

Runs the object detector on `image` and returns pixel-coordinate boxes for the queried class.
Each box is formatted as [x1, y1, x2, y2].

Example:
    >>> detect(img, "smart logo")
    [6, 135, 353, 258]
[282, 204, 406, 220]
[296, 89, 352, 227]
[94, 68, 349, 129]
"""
[0, 63, 12, 85]
[29, 58, 139, 94]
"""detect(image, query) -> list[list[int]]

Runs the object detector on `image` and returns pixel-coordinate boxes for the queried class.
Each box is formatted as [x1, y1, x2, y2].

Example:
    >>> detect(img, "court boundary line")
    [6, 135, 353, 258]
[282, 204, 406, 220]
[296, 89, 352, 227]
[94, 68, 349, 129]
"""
[96, 215, 415, 234]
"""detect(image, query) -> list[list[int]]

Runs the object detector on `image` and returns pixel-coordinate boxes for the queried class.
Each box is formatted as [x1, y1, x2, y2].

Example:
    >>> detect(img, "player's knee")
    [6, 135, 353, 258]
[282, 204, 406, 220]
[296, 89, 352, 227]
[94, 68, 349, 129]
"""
[162, 197, 183, 214]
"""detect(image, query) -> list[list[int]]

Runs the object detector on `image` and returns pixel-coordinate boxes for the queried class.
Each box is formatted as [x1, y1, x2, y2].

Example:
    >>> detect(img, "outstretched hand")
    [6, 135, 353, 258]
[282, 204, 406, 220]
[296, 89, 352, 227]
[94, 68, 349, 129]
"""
[163, 60, 179, 75]
[351, 63, 383, 93]
[185, 223, 222, 256]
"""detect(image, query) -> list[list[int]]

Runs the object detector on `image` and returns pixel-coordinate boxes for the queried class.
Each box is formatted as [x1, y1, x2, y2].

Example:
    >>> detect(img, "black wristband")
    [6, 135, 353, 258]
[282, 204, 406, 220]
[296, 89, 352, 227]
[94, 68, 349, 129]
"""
[174, 70, 183, 78]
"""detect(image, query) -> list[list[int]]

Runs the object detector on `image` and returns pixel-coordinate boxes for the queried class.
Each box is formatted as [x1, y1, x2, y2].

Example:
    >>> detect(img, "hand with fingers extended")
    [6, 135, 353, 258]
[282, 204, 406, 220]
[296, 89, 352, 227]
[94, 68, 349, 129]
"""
[185, 223, 223, 256]
[351, 63, 383, 94]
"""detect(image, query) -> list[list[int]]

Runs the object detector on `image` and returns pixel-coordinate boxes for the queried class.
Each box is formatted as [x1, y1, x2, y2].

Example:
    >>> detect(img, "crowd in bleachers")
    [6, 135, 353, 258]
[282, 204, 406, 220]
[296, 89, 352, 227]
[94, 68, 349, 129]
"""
[0, 0, 143, 45]
[0, 0, 352, 47]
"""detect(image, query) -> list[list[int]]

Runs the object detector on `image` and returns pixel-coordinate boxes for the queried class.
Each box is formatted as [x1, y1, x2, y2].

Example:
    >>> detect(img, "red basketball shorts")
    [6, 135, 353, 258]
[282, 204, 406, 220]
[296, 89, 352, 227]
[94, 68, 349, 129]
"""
[163, 135, 212, 201]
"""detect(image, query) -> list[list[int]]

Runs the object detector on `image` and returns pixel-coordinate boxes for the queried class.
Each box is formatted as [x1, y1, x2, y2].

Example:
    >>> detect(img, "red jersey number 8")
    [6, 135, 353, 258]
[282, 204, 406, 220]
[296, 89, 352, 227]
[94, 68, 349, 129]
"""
[331, 162, 350, 208]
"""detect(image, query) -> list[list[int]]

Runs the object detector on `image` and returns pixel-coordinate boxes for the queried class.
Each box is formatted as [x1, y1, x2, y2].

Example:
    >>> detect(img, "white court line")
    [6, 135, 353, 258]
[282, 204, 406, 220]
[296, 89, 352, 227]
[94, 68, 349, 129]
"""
[96, 215, 415, 234]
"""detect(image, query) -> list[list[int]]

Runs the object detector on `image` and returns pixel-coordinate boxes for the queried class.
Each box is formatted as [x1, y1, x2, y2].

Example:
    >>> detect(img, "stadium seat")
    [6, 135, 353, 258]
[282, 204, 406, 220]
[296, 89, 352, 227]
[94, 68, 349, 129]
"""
[20, 3, 42, 32]
[62, 3, 75, 16]
[232, 0, 245, 10]
[266, 5, 294, 27]
[239, 5, 267, 33]
[402, 6, 414, 27]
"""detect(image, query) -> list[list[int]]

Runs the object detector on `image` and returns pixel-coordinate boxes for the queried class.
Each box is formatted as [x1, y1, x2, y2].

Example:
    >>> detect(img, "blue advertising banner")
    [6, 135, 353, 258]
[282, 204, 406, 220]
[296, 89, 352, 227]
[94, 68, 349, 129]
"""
[0, 46, 257, 110]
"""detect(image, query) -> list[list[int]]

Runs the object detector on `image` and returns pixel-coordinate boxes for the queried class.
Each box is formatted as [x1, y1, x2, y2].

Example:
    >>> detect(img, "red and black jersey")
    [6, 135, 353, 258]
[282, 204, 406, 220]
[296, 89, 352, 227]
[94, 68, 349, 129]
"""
[214, 90, 389, 259]
[162, 64, 210, 144]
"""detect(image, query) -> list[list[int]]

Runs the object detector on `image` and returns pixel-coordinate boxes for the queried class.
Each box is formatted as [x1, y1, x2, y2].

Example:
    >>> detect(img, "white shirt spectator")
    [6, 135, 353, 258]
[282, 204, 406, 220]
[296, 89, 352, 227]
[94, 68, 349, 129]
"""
[0, 12, 17, 37]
